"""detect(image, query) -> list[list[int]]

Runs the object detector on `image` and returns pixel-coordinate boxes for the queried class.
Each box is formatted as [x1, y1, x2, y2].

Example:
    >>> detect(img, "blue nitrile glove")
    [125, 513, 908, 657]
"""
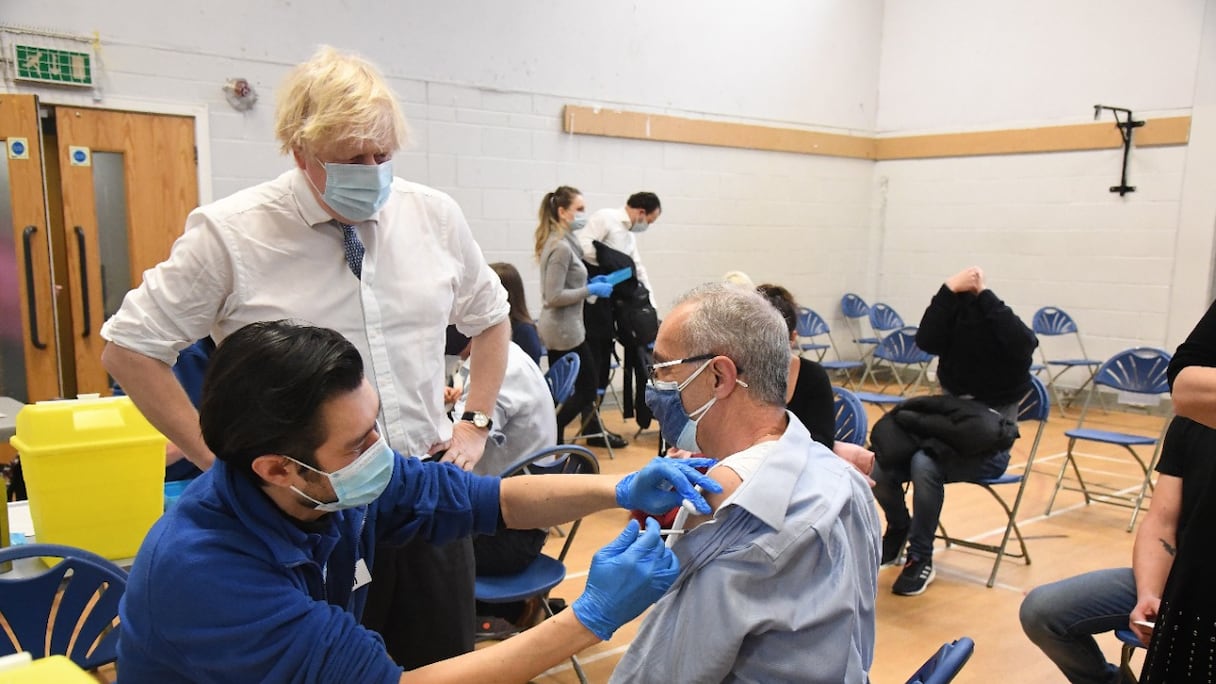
[615, 457, 723, 515]
[587, 281, 614, 298]
[572, 518, 680, 640]
[589, 274, 610, 285]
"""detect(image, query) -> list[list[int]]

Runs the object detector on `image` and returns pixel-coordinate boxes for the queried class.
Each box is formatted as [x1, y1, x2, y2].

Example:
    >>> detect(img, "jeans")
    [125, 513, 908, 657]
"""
[1019, 568, 1137, 684]
[870, 400, 1017, 560]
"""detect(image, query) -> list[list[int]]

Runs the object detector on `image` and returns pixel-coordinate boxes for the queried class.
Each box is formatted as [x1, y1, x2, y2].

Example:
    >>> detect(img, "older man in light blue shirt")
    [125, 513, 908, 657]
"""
[611, 283, 881, 683]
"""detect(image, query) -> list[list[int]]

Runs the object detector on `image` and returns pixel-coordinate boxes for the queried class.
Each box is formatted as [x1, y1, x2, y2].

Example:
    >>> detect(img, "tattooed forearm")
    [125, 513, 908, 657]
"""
[1159, 538, 1177, 556]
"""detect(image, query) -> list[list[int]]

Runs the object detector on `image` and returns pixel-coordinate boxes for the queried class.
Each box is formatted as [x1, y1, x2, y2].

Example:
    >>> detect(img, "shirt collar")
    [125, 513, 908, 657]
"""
[714, 411, 808, 530]
[289, 168, 342, 228]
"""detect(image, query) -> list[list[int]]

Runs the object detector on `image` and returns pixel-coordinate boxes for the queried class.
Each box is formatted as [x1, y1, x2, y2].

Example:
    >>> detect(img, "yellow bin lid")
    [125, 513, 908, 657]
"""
[10, 395, 165, 453]
[0, 655, 96, 683]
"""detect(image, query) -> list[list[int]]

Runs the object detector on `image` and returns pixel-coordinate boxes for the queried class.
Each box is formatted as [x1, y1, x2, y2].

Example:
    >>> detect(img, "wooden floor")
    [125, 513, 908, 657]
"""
[518, 385, 1164, 683]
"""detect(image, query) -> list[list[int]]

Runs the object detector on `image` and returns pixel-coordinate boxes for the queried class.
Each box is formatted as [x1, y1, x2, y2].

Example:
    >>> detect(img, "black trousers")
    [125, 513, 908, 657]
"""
[361, 535, 475, 670]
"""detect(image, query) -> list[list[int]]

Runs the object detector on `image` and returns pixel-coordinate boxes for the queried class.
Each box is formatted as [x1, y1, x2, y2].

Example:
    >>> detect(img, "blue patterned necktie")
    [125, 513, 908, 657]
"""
[335, 220, 364, 279]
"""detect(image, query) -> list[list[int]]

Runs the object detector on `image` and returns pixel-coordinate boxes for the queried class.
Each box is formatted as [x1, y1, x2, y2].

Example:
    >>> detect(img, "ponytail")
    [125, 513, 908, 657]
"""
[533, 185, 581, 260]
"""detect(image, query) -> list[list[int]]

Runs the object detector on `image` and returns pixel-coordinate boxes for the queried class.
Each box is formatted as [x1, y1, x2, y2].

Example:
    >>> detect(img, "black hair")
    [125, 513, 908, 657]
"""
[199, 320, 365, 484]
[626, 191, 661, 214]
[756, 283, 798, 336]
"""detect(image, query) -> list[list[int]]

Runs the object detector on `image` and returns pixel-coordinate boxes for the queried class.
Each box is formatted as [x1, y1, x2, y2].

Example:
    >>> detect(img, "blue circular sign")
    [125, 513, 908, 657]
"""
[10, 140, 25, 156]
[72, 149, 87, 163]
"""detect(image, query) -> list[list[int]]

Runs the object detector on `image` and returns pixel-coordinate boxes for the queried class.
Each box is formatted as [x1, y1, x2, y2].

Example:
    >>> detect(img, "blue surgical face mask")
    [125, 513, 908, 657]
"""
[570, 212, 588, 231]
[317, 159, 394, 221]
[645, 360, 717, 453]
[289, 431, 395, 512]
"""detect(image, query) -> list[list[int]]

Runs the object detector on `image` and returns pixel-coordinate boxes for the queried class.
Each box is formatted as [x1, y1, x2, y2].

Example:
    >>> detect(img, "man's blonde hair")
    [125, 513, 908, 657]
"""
[274, 45, 409, 157]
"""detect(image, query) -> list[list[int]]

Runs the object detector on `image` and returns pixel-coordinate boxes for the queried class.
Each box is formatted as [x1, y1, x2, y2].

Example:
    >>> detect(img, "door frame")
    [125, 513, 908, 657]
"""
[38, 96, 212, 205]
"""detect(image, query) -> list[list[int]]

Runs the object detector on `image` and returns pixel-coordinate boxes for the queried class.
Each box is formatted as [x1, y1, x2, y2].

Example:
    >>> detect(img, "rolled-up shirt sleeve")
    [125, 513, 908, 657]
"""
[100, 211, 233, 365]
[443, 196, 508, 337]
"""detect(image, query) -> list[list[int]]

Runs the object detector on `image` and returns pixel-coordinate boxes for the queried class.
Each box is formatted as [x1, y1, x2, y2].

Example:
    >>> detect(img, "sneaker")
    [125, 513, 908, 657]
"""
[581, 431, 628, 449]
[892, 556, 935, 596]
[880, 525, 909, 567]
[475, 616, 519, 641]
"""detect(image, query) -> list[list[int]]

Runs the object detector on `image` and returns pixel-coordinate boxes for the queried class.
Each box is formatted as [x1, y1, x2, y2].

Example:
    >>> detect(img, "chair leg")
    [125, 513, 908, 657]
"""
[1045, 439, 1081, 515]
[1120, 642, 1140, 684]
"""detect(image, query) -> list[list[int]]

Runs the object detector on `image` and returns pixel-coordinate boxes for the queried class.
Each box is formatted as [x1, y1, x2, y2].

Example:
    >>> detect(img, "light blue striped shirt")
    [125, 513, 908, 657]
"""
[611, 414, 881, 683]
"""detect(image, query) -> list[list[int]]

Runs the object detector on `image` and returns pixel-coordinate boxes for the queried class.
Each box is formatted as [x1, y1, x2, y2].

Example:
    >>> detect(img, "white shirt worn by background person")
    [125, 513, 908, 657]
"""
[454, 342, 558, 477]
[577, 207, 656, 307]
[101, 168, 509, 457]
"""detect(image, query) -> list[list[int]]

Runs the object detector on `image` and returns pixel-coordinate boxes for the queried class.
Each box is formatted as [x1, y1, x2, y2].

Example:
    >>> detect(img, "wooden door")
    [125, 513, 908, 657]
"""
[55, 107, 198, 395]
[0, 94, 60, 403]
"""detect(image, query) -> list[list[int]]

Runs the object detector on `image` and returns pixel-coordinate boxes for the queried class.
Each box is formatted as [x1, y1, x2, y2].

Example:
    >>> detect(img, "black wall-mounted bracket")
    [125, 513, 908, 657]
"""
[1094, 104, 1144, 196]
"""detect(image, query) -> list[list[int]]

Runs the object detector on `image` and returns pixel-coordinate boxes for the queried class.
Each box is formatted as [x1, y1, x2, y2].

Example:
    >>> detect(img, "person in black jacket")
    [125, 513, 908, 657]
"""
[871, 266, 1038, 596]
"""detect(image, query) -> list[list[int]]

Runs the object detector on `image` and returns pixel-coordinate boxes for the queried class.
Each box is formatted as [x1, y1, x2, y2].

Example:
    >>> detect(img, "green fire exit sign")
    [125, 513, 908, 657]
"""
[15, 44, 93, 87]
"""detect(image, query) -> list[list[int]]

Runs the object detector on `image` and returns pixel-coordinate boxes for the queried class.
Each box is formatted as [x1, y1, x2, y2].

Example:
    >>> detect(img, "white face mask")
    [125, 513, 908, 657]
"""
[288, 431, 394, 512]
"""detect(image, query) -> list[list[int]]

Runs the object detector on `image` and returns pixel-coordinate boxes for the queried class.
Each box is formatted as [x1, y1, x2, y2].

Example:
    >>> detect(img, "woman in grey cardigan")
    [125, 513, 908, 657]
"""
[534, 185, 614, 441]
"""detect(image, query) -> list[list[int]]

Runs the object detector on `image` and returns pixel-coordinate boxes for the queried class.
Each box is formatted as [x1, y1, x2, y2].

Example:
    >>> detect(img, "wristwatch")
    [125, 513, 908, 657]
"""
[460, 410, 493, 431]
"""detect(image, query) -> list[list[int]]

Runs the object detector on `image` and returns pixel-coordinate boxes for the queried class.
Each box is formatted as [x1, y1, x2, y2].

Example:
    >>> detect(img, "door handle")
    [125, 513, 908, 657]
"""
[75, 226, 91, 337]
[22, 225, 47, 350]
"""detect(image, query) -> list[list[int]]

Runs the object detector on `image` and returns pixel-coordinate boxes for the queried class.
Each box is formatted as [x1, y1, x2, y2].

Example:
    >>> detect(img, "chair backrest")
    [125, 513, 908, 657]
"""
[0, 543, 128, 669]
[544, 352, 580, 406]
[497, 445, 599, 560]
[1018, 375, 1051, 423]
[841, 293, 870, 319]
[832, 386, 868, 445]
[869, 302, 905, 333]
[1092, 347, 1173, 394]
[905, 637, 976, 684]
[1032, 306, 1080, 336]
[796, 307, 831, 338]
[874, 327, 933, 364]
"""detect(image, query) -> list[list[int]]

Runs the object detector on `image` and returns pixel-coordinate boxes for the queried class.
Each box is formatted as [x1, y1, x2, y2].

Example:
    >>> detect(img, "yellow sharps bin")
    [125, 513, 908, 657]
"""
[9, 395, 166, 561]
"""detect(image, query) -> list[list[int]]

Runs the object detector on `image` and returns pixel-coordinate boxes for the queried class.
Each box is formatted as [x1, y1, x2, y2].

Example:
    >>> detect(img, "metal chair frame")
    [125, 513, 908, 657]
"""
[935, 376, 1051, 587]
[474, 445, 599, 684]
[798, 307, 865, 389]
[1044, 347, 1172, 532]
[1032, 306, 1105, 412]
[872, 326, 934, 396]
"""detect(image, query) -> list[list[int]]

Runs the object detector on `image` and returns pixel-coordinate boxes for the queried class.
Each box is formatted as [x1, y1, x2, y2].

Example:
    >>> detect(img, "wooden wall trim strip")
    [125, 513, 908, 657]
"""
[562, 105, 1191, 161]
[562, 105, 876, 160]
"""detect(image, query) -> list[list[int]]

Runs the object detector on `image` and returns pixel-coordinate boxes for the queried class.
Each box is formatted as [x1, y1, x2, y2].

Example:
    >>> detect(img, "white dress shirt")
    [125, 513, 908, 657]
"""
[577, 207, 655, 306]
[101, 168, 509, 456]
[455, 342, 557, 476]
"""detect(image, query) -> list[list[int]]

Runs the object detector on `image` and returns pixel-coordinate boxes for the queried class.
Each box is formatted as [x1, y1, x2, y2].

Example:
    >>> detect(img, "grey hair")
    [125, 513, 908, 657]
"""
[673, 282, 789, 407]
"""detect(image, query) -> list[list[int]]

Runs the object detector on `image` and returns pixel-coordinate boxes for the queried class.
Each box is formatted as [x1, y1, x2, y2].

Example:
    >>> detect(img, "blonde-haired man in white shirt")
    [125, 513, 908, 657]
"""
[100, 45, 509, 670]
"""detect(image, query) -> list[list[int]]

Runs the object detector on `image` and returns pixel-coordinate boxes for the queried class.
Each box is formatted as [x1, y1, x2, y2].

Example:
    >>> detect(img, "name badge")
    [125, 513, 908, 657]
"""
[352, 558, 373, 591]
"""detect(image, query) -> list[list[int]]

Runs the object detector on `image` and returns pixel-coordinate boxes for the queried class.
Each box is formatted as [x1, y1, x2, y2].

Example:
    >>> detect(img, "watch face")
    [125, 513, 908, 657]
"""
[473, 413, 489, 428]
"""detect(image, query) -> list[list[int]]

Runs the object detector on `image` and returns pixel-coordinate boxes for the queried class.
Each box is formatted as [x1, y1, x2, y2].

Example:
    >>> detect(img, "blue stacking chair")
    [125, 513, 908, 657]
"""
[872, 326, 933, 396]
[474, 445, 599, 684]
[798, 308, 865, 389]
[865, 302, 907, 386]
[841, 294, 880, 380]
[794, 306, 831, 358]
[1115, 628, 1145, 682]
[1032, 306, 1104, 411]
[544, 352, 579, 409]
[905, 637, 975, 684]
[936, 376, 1051, 587]
[832, 385, 868, 445]
[1044, 347, 1173, 531]
[0, 543, 128, 670]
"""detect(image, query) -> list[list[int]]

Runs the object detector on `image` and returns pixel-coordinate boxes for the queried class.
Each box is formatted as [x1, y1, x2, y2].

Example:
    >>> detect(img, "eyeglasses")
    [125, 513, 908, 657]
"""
[647, 353, 716, 384]
[647, 353, 746, 386]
